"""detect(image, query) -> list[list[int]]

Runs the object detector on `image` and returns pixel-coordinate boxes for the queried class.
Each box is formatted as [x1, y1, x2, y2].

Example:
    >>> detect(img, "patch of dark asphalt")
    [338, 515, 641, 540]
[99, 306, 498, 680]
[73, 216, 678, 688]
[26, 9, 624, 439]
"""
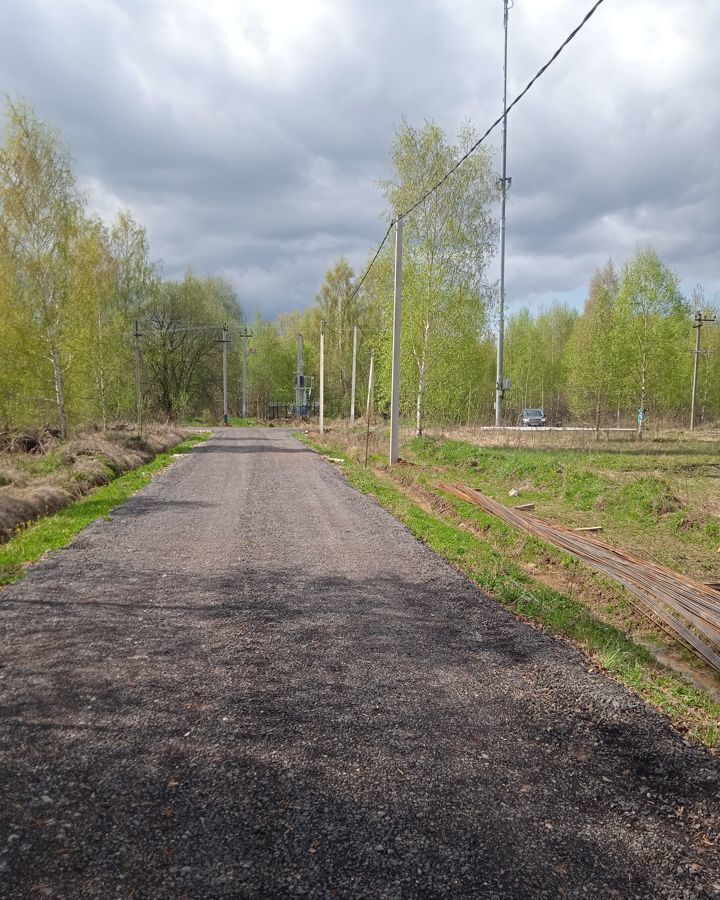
[0, 428, 718, 899]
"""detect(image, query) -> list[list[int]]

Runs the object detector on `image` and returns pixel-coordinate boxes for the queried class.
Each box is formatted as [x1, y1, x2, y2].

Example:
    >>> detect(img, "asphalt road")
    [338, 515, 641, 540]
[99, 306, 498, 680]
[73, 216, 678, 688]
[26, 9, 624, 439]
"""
[1, 428, 718, 899]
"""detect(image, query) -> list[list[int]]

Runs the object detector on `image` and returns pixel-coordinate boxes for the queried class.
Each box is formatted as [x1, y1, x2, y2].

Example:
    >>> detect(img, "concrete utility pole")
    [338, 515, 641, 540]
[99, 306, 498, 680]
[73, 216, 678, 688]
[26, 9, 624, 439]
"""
[691, 311, 715, 431]
[222, 324, 229, 425]
[365, 349, 375, 467]
[389, 216, 403, 464]
[296, 333, 304, 411]
[350, 323, 358, 424]
[495, 0, 511, 427]
[319, 320, 325, 434]
[365, 349, 375, 419]
[240, 326, 252, 419]
[133, 320, 143, 435]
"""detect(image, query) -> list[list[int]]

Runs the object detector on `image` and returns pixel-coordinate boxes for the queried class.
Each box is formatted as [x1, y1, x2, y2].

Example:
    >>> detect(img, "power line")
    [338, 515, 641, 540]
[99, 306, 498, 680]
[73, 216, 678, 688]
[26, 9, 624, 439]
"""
[402, 0, 606, 220]
[349, 221, 394, 303]
[348, 0, 607, 302]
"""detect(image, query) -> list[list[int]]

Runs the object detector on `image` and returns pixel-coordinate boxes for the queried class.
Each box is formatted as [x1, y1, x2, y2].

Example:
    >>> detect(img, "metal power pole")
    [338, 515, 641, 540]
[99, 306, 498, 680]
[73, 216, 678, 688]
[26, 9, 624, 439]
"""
[495, 0, 511, 427]
[222, 324, 229, 425]
[296, 333, 304, 411]
[350, 323, 358, 424]
[389, 216, 403, 464]
[690, 311, 715, 430]
[319, 320, 325, 434]
[133, 320, 143, 435]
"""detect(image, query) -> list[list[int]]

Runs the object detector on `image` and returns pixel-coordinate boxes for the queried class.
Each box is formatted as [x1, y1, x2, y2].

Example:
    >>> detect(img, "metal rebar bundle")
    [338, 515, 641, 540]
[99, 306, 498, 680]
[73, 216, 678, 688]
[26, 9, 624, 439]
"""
[439, 482, 720, 673]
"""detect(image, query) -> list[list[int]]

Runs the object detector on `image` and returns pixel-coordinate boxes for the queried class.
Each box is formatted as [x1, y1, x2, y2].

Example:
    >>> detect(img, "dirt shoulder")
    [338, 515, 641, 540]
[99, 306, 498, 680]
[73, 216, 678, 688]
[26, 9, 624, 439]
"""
[0, 425, 190, 540]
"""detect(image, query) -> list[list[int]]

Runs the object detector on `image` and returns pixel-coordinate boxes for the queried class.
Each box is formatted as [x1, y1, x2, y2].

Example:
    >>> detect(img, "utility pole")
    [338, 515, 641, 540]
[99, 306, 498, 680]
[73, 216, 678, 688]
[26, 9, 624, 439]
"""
[495, 0, 511, 427]
[389, 216, 403, 464]
[350, 323, 358, 424]
[240, 326, 252, 419]
[691, 311, 715, 431]
[319, 320, 325, 434]
[221, 324, 229, 425]
[296, 333, 304, 412]
[365, 349, 375, 467]
[133, 320, 143, 435]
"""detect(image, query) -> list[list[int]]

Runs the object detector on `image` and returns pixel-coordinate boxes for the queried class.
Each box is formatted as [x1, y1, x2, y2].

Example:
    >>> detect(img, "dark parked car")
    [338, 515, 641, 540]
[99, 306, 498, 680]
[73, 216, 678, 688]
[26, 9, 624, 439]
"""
[521, 408, 546, 427]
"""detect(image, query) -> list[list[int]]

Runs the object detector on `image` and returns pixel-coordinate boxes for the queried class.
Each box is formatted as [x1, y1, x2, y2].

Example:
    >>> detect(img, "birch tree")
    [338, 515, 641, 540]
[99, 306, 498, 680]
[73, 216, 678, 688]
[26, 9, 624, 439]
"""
[566, 262, 622, 429]
[0, 99, 83, 437]
[616, 247, 688, 436]
[381, 121, 496, 436]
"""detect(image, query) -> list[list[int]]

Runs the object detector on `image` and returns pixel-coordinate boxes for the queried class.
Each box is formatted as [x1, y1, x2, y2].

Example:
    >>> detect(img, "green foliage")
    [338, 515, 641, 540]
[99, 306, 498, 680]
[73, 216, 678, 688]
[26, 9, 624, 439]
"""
[1, 100, 715, 432]
[0, 98, 266, 428]
[372, 121, 497, 433]
[615, 246, 690, 431]
[142, 272, 243, 419]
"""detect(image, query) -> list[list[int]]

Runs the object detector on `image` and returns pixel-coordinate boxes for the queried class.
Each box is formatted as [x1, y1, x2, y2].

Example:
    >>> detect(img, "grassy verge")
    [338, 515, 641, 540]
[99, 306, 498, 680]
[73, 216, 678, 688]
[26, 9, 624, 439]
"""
[409, 434, 720, 579]
[0, 432, 210, 586]
[300, 434, 720, 749]
[310, 427, 720, 672]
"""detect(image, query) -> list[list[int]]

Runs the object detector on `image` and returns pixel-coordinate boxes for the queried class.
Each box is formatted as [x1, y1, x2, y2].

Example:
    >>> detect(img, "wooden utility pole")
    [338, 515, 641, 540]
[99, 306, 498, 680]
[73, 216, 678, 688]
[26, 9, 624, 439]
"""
[389, 217, 403, 464]
[134, 320, 143, 435]
[691, 311, 715, 431]
[350, 323, 358, 424]
[319, 320, 325, 434]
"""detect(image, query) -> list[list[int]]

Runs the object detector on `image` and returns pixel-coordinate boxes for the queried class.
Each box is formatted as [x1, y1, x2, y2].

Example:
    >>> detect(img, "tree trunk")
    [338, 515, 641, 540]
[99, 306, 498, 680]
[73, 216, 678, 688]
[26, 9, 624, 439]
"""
[637, 356, 647, 439]
[96, 312, 108, 430]
[415, 322, 430, 438]
[51, 342, 68, 439]
[594, 394, 601, 439]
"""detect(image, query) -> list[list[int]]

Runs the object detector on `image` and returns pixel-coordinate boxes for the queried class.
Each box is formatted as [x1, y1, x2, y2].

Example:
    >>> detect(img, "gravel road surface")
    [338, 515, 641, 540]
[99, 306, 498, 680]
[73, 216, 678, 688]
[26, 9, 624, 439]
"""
[1, 428, 718, 899]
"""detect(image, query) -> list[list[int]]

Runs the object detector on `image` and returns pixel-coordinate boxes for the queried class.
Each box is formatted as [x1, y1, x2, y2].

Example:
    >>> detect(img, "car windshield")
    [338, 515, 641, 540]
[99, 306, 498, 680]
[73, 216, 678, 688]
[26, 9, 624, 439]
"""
[525, 409, 543, 417]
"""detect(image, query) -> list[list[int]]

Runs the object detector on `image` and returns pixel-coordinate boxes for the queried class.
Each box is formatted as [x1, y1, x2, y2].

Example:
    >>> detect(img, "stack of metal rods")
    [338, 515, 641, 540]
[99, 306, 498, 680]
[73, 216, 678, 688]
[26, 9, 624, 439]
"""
[438, 482, 720, 674]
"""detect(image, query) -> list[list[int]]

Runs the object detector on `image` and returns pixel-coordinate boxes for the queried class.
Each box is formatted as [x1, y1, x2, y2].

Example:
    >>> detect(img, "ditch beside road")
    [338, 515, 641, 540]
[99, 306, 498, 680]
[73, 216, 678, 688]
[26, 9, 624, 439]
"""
[1, 428, 718, 898]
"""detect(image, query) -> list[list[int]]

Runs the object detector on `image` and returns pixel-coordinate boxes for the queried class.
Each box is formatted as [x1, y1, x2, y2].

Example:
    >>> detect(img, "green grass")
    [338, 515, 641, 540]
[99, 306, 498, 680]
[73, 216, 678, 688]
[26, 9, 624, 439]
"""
[227, 417, 261, 427]
[299, 434, 720, 749]
[184, 416, 262, 427]
[0, 433, 210, 586]
[406, 435, 720, 578]
[15, 451, 64, 476]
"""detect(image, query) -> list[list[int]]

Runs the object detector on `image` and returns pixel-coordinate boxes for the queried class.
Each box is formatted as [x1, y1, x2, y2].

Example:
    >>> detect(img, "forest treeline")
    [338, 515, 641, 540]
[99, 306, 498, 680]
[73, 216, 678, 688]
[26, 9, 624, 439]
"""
[1, 100, 717, 435]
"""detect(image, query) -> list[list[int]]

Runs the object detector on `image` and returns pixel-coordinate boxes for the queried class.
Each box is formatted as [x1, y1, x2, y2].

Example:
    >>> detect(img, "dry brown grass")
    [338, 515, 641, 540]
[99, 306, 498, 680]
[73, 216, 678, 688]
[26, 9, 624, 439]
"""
[0, 425, 189, 540]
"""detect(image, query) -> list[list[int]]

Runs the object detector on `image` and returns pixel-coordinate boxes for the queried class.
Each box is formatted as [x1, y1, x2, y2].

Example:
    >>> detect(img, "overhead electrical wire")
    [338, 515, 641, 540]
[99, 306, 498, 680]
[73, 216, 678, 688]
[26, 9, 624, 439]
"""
[348, 0, 607, 303]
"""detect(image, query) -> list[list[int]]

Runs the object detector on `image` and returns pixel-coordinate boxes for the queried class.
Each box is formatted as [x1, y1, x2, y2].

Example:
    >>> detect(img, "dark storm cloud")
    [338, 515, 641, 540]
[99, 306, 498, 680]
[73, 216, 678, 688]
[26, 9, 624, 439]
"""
[0, 0, 717, 317]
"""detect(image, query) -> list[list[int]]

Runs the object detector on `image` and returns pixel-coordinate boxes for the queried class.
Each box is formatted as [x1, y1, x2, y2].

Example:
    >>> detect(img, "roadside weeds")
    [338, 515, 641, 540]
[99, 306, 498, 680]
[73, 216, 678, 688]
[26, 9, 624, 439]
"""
[0, 432, 210, 586]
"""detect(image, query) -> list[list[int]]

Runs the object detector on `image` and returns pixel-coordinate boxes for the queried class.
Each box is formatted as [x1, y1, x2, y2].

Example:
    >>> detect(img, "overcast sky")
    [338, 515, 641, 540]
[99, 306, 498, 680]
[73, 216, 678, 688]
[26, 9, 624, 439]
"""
[1, 0, 718, 318]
